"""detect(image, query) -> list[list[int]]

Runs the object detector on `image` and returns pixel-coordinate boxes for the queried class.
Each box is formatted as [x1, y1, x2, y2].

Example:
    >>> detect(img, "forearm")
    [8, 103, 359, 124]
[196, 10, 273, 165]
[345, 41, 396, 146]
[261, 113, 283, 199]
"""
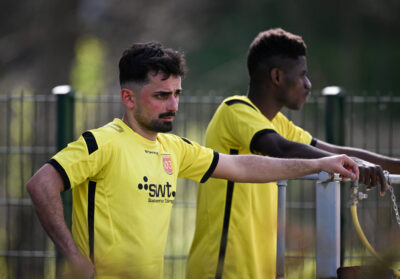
[278, 142, 332, 159]
[26, 165, 82, 260]
[214, 154, 320, 182]
[316, 141, 400, 173]
[253, 132, 332, 159]
[27, 166, 95, 278]
[29, 187, 80, 258]
[28, 180, 95, 277]
[212, 153, 357, 183]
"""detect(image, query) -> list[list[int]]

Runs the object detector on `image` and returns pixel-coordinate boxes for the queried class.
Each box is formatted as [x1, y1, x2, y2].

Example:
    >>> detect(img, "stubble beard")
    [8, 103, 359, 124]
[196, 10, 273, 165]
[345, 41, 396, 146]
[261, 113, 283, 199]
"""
[148, 119, 173, 133]
[134, 110, 173, 133]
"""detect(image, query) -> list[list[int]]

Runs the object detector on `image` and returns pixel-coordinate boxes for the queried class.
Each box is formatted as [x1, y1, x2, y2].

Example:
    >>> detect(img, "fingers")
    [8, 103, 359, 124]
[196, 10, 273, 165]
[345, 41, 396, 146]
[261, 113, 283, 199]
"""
[328, 155, 358, 180]
[339, 168, 357, 180]
[340, 155, 358, 180]
[346, 157, 359, 180]
[377, 167, 387, 196]
[357, 162, 387, 195]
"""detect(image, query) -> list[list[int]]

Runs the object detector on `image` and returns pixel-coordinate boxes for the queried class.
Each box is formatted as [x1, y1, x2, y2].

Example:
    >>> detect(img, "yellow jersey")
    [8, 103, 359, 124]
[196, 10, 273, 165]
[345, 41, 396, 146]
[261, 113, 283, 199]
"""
[50, 118, 218, 279]
[187, 96, 313, 279]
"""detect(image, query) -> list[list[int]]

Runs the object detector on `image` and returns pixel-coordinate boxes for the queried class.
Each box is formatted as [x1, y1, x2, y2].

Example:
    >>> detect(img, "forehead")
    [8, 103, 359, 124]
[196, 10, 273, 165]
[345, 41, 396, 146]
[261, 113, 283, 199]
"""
[143, 72, 182, 92]
[282, 56, 307, 72]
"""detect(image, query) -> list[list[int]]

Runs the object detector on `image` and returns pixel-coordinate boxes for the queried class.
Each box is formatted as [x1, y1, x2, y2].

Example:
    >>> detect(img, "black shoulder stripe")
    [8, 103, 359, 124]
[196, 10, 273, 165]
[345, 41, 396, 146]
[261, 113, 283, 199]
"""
[48, 159, 71, 191]
[224, 99, 256, 111]
[311, 138, 317, 146]
[200, 151, 219, 183]
[82, 131, 99, 155]
[180, 137, 193, 145]
[249, 129, 277, 154]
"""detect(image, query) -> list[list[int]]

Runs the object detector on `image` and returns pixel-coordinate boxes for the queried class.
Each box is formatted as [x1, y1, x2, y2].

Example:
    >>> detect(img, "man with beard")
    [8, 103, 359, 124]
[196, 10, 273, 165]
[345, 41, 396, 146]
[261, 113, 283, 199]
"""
[26, 41, 360, 279]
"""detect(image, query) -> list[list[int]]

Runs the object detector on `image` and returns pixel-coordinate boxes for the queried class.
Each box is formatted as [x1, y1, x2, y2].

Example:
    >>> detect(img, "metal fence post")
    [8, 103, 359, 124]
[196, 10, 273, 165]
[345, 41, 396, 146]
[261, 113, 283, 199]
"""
[52, 85, 75, 274]
[277, 180, 287, 279]
[316, 86, 345, 278]
[316, 179, 341, 278]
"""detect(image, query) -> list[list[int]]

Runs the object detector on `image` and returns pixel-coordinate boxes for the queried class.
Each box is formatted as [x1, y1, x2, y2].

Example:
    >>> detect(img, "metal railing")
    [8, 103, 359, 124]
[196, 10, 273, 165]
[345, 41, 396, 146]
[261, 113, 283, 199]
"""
[278, 172, 400, 279]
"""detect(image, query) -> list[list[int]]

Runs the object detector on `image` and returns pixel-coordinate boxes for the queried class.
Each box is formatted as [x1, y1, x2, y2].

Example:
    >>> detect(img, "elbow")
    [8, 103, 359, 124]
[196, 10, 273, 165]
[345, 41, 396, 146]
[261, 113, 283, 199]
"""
[26, 178, 36, 197]
[26, 176, 41, 198]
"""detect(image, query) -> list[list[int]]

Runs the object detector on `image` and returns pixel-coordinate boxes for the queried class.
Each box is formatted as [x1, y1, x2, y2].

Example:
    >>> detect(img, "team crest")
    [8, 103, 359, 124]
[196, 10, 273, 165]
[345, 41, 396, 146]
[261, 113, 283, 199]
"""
[162, 154, 173, 175]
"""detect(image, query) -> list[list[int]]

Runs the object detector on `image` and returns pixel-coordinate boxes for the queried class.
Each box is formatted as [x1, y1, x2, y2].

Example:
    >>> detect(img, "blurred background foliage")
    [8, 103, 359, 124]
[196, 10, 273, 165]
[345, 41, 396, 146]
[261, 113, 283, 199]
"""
[0, 0, 399, 96]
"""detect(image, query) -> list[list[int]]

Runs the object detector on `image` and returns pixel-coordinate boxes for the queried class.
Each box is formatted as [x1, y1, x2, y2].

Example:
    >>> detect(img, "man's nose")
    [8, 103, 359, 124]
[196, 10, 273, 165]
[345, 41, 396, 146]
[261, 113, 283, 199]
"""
[167, 95, 179, 111]
[305, 77, 312, 90]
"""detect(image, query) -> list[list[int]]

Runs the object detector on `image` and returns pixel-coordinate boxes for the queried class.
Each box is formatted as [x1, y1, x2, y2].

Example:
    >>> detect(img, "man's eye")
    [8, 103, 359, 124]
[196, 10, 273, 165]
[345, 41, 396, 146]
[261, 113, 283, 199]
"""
[156, 94, 168, 99]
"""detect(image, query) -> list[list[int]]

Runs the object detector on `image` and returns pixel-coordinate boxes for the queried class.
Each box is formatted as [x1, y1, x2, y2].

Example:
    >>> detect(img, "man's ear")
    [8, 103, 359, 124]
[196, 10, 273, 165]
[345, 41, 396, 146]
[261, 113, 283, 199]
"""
[270, 68, 283, 86]
[121, 88, 135, 109]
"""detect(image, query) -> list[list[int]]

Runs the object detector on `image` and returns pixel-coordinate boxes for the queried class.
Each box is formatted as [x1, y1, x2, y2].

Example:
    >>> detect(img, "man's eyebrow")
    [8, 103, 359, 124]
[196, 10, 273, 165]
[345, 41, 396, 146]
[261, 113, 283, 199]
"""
[154, 89, 182, 94]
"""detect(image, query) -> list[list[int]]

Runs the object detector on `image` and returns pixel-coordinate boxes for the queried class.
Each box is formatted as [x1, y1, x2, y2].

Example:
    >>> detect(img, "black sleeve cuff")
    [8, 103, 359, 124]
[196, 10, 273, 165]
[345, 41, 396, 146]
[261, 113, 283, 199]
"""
[200, 151, 219, 183]
[249, 129, 277, 154]
[310, 138, 317, 146]
[47, 159, 71, 191]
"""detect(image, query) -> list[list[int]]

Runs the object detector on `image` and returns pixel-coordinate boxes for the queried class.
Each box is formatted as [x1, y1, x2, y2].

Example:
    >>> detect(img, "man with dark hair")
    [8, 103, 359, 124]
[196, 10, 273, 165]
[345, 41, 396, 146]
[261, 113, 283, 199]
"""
[187, 28, 400, 279]
[26, 41, 359, 279]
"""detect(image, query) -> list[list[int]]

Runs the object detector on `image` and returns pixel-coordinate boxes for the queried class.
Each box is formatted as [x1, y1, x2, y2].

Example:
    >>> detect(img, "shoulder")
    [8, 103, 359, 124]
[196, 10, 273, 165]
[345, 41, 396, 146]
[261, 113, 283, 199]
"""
[274, 112, 290, 122]
[211, 95, 258, 121]
[158, 133, 194, 147]
[84, 119, 127, 149]
[222, 95, 257, 111]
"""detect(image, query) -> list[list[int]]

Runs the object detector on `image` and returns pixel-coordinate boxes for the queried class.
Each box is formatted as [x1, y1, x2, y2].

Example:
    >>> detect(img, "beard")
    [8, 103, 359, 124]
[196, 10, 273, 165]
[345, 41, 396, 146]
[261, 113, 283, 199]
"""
[147, 119, 173, 133]
[134, 109, 173, 133]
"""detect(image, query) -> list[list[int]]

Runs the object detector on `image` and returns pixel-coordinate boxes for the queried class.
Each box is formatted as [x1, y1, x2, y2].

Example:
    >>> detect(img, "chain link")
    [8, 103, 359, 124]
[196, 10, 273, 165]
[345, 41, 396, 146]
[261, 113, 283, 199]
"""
[388, 185, 400, 226]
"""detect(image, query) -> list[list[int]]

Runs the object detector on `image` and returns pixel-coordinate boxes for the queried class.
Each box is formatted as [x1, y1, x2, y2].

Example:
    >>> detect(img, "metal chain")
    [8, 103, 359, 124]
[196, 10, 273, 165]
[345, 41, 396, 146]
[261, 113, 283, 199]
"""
[388, 185, 400, 226]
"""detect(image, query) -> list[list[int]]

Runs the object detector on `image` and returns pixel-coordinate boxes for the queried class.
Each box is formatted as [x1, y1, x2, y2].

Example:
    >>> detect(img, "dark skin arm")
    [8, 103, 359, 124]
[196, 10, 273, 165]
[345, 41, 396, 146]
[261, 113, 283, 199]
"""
[252, 131, 396, 194]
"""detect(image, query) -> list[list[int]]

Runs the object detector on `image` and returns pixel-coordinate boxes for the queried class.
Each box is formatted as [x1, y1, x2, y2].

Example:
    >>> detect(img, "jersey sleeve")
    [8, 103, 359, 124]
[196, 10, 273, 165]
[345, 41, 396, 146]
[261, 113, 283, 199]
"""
[222, 102, 276, 151]
[49, 131, 108, 191]
[275, 114, 313, 145]
[175, 137, 219, 183]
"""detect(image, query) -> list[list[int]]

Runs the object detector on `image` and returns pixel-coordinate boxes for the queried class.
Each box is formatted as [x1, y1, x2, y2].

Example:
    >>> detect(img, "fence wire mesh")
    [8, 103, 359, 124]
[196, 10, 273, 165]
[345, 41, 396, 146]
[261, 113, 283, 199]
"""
[0, 91, 399, 278]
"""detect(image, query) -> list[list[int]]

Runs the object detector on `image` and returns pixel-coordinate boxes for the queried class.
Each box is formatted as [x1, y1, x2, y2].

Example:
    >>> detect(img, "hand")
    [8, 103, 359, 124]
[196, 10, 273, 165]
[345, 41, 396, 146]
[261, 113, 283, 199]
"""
[318, 154, 359, 181]
[351, 157, 387, 195]
[66, 253, 95, 279]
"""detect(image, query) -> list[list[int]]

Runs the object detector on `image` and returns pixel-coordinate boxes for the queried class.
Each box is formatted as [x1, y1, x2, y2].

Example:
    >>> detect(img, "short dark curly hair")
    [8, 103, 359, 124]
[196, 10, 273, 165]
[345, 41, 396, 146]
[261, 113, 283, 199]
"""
[119, 42, 186, 87]
[247, 28, 306, 77]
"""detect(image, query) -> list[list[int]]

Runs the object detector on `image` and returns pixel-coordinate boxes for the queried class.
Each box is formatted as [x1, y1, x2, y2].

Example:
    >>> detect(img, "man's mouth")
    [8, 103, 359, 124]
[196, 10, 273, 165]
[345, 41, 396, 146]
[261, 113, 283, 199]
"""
[159, 112, 175, 121]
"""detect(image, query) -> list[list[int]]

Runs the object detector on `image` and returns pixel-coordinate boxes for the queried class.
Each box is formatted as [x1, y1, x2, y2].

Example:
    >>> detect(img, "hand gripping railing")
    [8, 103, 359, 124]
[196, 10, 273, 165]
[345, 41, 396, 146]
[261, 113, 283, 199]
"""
[277, 171, 400, 279]
[349, 171, 400, 278]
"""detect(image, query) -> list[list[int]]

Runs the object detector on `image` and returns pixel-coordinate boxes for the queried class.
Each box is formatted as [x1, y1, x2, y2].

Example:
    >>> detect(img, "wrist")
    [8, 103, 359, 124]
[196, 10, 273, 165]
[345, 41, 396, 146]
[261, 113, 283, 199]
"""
[314, 157, 324, 173]
[65, 249, 86, 264]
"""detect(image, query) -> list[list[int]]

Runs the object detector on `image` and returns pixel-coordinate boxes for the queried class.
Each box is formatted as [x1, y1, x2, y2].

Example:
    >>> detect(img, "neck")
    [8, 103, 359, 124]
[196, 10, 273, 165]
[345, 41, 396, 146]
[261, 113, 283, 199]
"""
[122, 113, 158, 141]
[247, 83, 282, 120]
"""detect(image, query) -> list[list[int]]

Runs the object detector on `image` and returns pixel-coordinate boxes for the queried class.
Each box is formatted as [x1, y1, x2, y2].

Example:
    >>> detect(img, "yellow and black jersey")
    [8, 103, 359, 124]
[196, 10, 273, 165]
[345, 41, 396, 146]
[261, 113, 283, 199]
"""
[49, 118, 218, 279]
[187, 96, 313, 279]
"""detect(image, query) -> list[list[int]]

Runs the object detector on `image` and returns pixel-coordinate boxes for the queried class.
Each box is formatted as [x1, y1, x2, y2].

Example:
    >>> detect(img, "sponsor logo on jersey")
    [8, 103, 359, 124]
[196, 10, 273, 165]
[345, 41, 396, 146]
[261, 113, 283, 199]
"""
[138, 176, 175, 203]
[145, 150, 159, 155]
[162, 154, 173, 175]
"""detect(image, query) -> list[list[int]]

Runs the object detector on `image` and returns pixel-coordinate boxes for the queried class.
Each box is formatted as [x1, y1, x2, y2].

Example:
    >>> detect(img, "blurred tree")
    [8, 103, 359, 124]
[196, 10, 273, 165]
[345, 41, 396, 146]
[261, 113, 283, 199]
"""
[0, 0, 79, 94]
[1, 0, 400, 95]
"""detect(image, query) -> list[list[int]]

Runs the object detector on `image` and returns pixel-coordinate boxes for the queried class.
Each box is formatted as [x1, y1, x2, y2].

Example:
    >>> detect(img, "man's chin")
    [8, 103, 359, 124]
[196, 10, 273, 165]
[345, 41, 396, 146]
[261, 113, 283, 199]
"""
[286, 104, 303, 111]
[152, 122, 173, 133]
